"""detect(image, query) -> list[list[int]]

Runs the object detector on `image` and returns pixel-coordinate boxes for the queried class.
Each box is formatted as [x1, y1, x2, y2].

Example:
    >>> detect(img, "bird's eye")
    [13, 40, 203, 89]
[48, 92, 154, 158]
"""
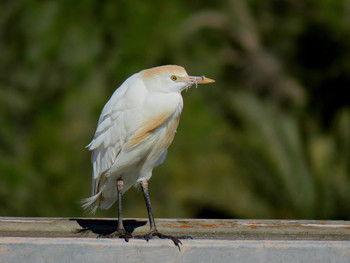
[170, 75, 177, 81]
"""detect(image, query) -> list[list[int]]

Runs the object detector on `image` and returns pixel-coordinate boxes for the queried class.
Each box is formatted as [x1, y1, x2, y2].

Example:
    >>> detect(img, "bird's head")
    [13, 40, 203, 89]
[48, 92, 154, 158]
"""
[140, 65, 215, 93]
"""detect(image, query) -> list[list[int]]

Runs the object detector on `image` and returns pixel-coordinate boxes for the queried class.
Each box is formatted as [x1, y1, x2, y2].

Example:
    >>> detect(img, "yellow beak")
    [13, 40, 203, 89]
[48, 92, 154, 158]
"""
[181, 75, 215, 84]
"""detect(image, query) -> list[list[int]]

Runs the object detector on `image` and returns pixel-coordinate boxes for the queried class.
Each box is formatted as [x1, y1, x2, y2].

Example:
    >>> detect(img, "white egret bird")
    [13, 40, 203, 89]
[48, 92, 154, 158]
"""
[83, 65, 215, 248]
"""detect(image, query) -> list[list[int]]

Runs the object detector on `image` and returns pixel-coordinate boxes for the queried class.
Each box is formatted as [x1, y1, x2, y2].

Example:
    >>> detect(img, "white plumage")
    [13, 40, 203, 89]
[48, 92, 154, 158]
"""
[83, 65, 214, 214]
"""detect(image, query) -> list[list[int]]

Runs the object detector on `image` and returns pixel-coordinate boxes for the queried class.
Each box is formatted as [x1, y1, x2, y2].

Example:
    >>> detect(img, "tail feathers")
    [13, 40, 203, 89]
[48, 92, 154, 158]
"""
[81, 192, 102, 214]
[81, 191, 118, 214]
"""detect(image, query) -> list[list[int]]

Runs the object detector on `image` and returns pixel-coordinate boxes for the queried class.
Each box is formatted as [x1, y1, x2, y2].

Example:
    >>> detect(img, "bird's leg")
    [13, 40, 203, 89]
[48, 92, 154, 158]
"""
[103, 178, 132, 241]
[141, 179, 157, 233]
[117, 179, 125, 230]
[139, 179, 186, 250]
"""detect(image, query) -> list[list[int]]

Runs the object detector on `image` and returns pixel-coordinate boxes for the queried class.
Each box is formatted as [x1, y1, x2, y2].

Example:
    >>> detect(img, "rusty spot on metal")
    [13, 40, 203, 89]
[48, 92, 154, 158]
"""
[266, 225, 281, 229]
[163, 223, 195, 229]
[178, 221, 195, 228]
[179, 225, 195, 229]
[201, 224, 218, 228]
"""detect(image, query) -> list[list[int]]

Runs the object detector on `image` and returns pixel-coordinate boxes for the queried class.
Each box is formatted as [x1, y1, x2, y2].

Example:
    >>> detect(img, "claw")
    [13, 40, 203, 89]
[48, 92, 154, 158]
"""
[135, 230, 191, 251]
[99, 229, 132, 242]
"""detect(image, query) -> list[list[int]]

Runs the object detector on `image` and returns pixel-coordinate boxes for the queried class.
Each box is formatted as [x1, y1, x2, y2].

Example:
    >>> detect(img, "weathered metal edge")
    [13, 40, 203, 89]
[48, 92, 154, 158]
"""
[1, 217, 350, 241]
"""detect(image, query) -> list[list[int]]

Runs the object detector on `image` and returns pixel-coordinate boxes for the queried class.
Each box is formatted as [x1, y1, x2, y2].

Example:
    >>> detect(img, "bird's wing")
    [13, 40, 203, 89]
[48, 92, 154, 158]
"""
[87, 78, 135, 195]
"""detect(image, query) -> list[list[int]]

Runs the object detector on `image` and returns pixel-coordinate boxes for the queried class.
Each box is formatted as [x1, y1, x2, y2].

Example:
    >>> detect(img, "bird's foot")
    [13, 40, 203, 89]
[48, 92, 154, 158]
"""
[136, 230, 192, 250]
[98, 228, 133, 242]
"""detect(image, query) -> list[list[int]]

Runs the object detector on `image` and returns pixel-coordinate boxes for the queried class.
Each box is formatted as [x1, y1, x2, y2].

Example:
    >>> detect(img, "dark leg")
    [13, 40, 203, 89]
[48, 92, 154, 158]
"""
[140, 179, 157, 232]
[103, 178, 132, 241]
[139, 179, 187, 250]
[117, 179, 125, 230]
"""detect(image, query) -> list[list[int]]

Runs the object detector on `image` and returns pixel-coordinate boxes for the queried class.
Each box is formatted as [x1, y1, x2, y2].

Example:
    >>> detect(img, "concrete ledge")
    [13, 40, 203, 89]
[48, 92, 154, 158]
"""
[2, 237, 350, 263]
[1, 217, 350, 262]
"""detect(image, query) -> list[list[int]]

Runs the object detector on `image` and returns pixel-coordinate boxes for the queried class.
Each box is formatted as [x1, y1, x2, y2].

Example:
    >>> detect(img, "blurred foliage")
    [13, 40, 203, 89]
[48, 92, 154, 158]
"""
[1, 0, 350, 219]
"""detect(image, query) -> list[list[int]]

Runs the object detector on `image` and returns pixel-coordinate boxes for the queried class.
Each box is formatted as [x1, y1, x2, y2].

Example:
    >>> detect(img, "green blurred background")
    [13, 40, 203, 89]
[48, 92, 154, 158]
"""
[1, 0, 350, 220]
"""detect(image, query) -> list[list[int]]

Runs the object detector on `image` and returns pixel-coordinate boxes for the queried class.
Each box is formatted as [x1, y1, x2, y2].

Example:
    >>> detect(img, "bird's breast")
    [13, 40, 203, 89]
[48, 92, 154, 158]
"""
[126, 93, 183, 150]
